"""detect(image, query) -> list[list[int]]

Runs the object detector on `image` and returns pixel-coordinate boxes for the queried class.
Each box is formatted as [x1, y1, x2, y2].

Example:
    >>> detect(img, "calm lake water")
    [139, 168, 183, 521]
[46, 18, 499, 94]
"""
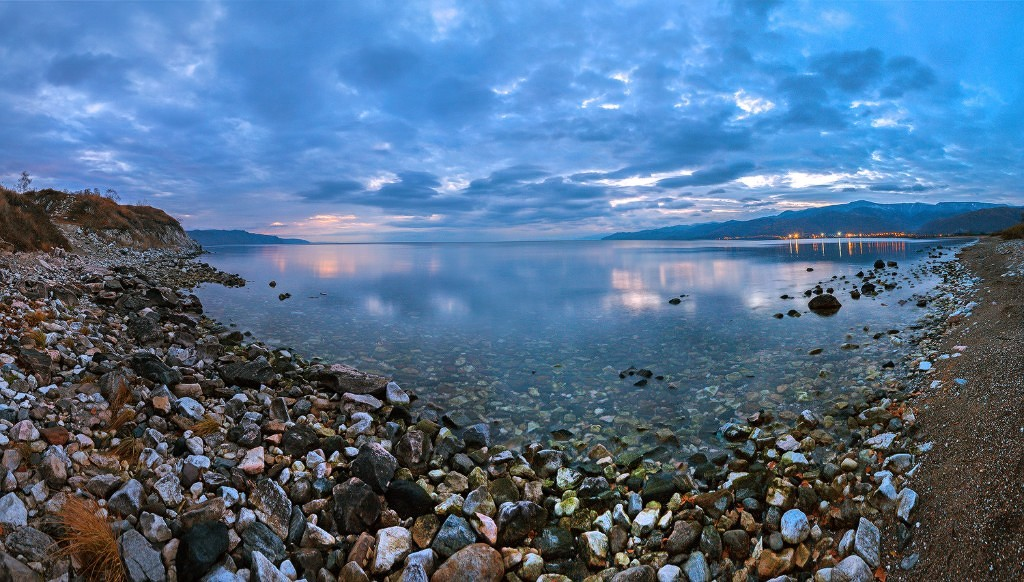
[194, 238, 960, 456]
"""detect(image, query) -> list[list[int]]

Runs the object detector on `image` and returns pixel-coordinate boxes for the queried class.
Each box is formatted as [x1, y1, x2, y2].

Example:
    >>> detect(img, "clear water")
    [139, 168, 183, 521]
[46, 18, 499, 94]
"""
[193, 238, 959, 455]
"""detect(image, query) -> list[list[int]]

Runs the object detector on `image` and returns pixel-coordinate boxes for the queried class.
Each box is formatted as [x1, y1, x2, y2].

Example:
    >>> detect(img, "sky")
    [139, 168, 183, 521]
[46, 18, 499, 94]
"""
[1, 1, 1022, 241]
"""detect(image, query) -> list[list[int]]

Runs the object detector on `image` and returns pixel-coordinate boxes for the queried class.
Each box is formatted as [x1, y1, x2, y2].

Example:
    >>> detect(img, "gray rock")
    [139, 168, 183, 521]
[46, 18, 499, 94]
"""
[399, 563, 428, 582]
[0, 552, 40, 582]
[780, 509, 810, 544]
[39, 446, 70, 487]
[154, 473, 184, 506]
[250, 550, 290, 582]
[241, 521, 286, 564]
[119, 529, 167, 582]
[177, 521, 229, 580]
[372, 526, 412, 574]
[386, 382, 410, 405]
[0, 492, 28, 527]
[404, 548, 435, 575]
[579, 531, 609, 568]
[611, 565, 657, 582]
[896, 488, 918, 522]
[176, 397, 206, 421]
[658, 564, 682, 582]
[463, 423, 490, 449]
[351, 442, 398, 493]
[833, 554, 873, 582]
[854, 517, 880, 568]
[5, 526, 54, 562]
[108, 479, 144, 517]
[250, 478, 293, 540]
[219, 356, 275, 388]
[140, 512, 173, 543]
[432, 514, 477, 558]
[684, 552, 709, 582]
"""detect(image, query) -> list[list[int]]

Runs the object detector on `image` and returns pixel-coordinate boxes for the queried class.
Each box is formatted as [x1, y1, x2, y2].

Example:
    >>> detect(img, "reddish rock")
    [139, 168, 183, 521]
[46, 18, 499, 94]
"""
[430, 543, 504, 582]
[39, 426, 70, 445]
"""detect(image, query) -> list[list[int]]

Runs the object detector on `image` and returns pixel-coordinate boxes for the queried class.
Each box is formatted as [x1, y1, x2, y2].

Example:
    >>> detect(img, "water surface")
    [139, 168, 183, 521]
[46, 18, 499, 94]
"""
[194, 239, 959, 455]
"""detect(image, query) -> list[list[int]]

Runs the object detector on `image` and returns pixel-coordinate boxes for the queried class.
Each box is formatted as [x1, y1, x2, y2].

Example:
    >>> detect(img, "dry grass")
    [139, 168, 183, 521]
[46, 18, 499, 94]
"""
[29, 329, 48, 348]
[56, 496, 126, 582]
[109, 379, 133, 416]
[109, 437, 143, 464]
[25, 309, 49, 326]
[107, 409, 136, 433]
[0, 187, 70, 252]
[189, 414, 223, 437]
[998, 223, 1024, 240]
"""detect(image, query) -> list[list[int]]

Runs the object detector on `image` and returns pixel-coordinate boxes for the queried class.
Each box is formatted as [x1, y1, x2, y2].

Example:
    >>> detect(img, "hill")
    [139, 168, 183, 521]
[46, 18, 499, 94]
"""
[605, 200, 1011, 240]
[0, 187, 196, 252]
[187, 229, 310, 246]
[917, 207, 1024, 235]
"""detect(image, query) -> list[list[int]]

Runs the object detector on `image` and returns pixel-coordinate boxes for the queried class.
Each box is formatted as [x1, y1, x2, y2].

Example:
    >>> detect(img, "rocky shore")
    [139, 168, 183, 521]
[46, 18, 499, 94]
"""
[0, 236, 987, 582]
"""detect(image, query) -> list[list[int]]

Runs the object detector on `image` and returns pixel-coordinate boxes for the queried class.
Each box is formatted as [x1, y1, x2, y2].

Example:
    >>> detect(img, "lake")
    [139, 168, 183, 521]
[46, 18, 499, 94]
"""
[193, 238, 961, 457]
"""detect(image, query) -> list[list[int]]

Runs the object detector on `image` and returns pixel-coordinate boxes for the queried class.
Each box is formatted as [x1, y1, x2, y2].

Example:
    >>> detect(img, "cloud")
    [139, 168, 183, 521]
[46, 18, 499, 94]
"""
[656, 161, 756, 188]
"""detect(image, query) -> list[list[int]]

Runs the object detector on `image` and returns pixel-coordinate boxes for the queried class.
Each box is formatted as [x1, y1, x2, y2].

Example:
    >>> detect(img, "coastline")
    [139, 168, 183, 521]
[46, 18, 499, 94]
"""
[0, 237, 993, 581]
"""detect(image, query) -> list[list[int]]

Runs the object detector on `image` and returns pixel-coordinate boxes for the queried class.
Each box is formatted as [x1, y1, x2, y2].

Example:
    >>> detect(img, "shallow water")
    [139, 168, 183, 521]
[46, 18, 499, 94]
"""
[194, 238, 961, 455]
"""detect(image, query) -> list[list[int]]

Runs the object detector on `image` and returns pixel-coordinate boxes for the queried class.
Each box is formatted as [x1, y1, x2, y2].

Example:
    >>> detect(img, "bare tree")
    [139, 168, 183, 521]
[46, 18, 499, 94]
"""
[105, 188, 120, 202]
[16, 171, 31, 193]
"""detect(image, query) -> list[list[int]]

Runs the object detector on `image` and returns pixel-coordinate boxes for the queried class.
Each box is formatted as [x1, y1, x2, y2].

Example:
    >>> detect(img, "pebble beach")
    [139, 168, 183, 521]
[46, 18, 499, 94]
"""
[0, 231, 1012, 582]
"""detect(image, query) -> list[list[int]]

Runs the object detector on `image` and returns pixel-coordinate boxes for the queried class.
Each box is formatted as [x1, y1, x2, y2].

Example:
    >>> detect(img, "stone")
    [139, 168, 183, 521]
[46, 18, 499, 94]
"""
[386, 479, 435, 519]
[250, 478, 293, 540]
[219, 356, 275, 388]
[532, 527, 574, 559]
[177, 521, 229, 582]
[520, 553, 544, 581]
[339, 561, 370, 582]
[386, 381, 411, 405]
[39, 446, 69, 487]
[432, 515, 477, 558]
[658, 564, 682, 582]
[757, 548, 794, 579]
[140, 511, 173, 543]
[896, 488, 918, 523]
[430, 543, 504, 582]
[242, 521, 287, 564]
[129, 352, 183, 386]
[5, 526, 54, 562]
[832, 555, 873, 582]
[351, 442, 398, 493]
[666, 520, 700, 555]
[462, 423, 490, 449]
[120, 529, 167, 582]
[333, 478, 381, 535]
[0, 492, 29, 527]
[373, 526, 413, 574]
[722, 530, 750, 560]
[579, 531, 609, 568]
[251, 550, 290, 582]
[462, 486, 496, 518]
[281, 424, 320, 457]
[9, 419, 39, 441]
[610, 565, 657, 582]
[631, 507, 659, 536]
[808, 294, 842, 313]
[108, 479, 144, 517]
[683, 552, 709, 582]
[497, 501, 548, 546]
[395, 430, 432, 475]
[780, 509, 810, 544]
[154, 473, 184, 506]
[863, 433, 896, 451]
[854, 518, 880, 568]
[642, 472, 679, 504]
[239, 446, 266, 475]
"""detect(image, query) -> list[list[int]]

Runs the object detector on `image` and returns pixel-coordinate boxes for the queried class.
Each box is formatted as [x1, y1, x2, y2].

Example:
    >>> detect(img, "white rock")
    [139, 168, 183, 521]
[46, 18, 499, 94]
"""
[372, 526, 412, 574]
[781, 509, 810, 544]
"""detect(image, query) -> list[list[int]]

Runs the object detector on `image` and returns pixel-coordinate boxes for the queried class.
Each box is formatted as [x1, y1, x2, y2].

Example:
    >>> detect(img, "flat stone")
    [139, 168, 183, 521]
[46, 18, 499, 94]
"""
[832, 554, 873, 582]
[896, 488, 918, 523]
[241, 521, 287, 564]
[119, 528, 167, 582]
[250, 478, 293, 540]
[854, 517, 880, 568]
[863, 433, 896, 451]
[372, 526, 412, 574]
[5, 526, 54, 562]
[683, 552, 709, 582]
[0, 492, 29, 527]
[430, 543, 504, 582]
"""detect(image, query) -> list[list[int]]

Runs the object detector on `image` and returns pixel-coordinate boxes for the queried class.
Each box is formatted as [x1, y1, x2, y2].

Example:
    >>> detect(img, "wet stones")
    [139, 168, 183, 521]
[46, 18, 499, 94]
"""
[249, 478, 292, 540]
[394, 429, 432, 475]
[176, 521, 229, 582]
[280, 423, 319, 457]
[432, 515, 477, 558]
[386, 480, 434, 519]
[808, 294, 842, 314]
[497, 501, 548, 546]
[351, 442, 398, 493]
[219, 355, 275, 388]
[431, 543, 504, 582]
[333, 478, 381, 535]
[128, 352, 182, 386]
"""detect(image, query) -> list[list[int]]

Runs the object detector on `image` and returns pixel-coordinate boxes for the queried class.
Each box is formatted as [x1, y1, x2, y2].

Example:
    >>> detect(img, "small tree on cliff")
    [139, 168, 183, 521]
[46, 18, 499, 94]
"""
[16, 171, 31, 193]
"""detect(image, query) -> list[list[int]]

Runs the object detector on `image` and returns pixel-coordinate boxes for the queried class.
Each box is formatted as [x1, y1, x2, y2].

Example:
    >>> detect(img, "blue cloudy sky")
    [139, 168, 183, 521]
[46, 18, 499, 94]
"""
[1, 1, 1022, 241]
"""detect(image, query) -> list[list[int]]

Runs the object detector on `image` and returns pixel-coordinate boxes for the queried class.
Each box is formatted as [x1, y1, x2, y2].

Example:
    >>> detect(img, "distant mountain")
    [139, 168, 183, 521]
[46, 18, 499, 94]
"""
[187, 229, 310, 246]
[917, 207, 1024, 235]
[604, 200, 1012, 240]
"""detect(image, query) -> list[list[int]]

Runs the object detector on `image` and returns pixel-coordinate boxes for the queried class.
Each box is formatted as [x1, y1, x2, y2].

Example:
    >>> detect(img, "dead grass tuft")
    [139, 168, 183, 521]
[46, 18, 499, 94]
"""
[189, 414, 223, 437]
[109, 437, 143, 464]
[998, 223, 1024, 240]
[25, 309, 49, 326]
[107, 409, 136, 433]
[56, 496, 126, 582]
[109, 379, 133, 416]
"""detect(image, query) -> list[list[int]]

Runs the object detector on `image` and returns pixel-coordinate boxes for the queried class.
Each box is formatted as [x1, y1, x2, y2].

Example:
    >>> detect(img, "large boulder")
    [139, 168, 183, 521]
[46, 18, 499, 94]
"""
[314, 363, 389, 396]
[808, 294, 842, 314]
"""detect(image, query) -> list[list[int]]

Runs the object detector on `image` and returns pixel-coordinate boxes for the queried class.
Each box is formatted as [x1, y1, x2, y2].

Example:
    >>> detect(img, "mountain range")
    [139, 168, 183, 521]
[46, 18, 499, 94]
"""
[187, 229, 310, 246]
[604, 200, 1024, 240]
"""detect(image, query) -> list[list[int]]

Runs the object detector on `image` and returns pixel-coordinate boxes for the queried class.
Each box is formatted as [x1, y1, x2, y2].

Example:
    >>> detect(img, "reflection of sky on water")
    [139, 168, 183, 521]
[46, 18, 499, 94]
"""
[194, 238, 961, 451]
